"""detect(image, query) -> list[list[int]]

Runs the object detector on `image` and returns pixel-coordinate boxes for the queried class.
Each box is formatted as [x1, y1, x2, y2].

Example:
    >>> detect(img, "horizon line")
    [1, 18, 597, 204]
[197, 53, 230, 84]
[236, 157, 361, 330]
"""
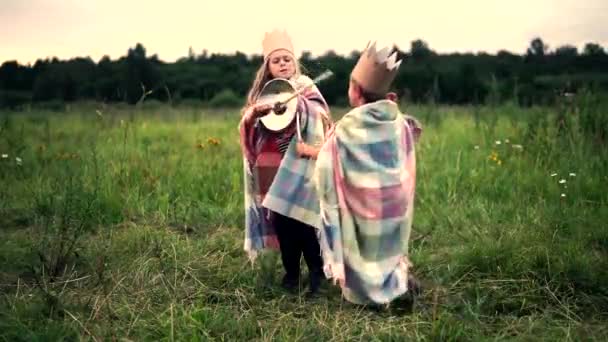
[2, 40, 606, 66]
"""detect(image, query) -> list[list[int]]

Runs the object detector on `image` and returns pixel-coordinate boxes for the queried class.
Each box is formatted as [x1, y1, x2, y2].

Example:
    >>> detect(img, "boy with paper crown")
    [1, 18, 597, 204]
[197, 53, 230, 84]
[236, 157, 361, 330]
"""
[313, 41, 422, 307]
[239, 29, 332, 296]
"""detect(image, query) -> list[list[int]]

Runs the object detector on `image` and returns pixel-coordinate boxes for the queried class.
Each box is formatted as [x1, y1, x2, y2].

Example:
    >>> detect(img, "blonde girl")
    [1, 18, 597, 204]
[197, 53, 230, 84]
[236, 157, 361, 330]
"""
[239, 29, 332, 297]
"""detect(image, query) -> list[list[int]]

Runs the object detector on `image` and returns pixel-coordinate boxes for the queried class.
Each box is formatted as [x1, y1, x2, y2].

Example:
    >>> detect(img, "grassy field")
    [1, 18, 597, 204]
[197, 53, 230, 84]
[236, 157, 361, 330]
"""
[0, 99, 607, 341]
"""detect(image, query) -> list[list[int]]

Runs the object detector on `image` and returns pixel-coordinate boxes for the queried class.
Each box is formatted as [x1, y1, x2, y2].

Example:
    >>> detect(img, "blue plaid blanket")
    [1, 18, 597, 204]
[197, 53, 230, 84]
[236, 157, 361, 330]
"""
[314, 100, 421, 305]
[240, 75, 330, 262]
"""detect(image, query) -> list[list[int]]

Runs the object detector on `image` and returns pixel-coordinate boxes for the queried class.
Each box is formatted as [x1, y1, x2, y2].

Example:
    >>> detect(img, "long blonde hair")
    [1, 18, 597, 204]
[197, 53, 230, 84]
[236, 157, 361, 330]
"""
[242, 54, 303, 115]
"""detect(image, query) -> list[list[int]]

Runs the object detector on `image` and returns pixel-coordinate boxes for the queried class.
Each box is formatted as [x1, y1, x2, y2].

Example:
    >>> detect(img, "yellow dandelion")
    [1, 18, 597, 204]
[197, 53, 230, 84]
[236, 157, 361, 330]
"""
[56, 152, 77, 160]
[207, 137, 220, 146]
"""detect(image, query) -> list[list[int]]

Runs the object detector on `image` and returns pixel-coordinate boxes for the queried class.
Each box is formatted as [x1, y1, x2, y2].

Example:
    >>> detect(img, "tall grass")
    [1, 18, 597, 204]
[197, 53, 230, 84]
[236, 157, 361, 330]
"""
[0, 99, 606, 340]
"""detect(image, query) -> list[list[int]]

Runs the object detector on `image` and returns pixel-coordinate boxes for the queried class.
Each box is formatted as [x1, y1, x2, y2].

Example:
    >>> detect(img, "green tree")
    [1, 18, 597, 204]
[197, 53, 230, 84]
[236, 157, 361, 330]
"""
[554, 45, 578, 57]
[527, 37, 549, 57]
[410, 39, 433, 60]
[583, 43, 605, 56]
[124, 43, 161, 104]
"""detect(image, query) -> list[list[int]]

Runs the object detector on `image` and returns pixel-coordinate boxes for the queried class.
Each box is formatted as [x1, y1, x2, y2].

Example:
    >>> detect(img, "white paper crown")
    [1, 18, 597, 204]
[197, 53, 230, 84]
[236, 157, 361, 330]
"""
[351, 41, 402, 94]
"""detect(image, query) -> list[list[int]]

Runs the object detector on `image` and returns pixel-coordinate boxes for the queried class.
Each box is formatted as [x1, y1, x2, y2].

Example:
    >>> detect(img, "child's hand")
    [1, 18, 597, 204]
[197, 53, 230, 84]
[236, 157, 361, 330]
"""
[273, 102, 288, 115]
[243, 103, 272, 125]
[252, 103, 272, 118]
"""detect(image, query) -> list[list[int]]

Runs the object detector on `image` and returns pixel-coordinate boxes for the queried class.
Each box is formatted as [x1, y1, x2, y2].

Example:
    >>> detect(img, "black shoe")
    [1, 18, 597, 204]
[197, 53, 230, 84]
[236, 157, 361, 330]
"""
[390, 293, 415, 314]
[383, 273, 422, 315]
[305, 270, 324, 298]
[407, 273, 423, 296]
[281, 274, 299, 292]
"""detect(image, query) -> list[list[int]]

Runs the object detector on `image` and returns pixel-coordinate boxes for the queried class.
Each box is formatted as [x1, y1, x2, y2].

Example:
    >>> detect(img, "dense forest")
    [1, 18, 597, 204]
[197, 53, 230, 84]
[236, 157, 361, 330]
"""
[1, 37, 607, 109]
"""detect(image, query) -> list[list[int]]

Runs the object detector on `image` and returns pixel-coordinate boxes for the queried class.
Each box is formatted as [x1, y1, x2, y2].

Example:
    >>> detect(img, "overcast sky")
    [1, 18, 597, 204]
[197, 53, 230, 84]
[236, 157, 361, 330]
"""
[1, 0, 607, 64]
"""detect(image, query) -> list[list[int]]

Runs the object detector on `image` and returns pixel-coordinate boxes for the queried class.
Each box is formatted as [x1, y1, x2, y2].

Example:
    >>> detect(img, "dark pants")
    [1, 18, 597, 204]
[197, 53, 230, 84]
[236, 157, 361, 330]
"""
[273, 212, 323, 280]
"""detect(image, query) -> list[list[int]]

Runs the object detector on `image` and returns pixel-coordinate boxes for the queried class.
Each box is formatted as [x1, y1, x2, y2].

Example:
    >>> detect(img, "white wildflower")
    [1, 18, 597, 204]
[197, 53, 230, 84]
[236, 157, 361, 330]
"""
[569, 173, 576, 177]
[495, 140, 501, 145]
[1, 154, 7, 159]
[512, 144, 523, 150]
[16, 157, 22, 166]
[550, 173, 558, 177]
[474, 145, 480, 150]
[559, 179, 566, 184]
[505, 139, 510, 144]
[561, 193, 566, 198]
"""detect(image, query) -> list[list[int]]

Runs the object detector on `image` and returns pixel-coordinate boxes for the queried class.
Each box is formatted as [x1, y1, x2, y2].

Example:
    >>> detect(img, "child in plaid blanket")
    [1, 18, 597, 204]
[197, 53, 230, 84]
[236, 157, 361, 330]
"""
[314, 41, 422, 307]
[239, 29, 331, 296]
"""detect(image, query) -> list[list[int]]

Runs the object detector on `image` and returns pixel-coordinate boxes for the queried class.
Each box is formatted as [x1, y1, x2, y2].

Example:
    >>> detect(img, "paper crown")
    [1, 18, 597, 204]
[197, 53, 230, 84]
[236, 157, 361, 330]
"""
[351, 41, 402, 94]
[262, 29, 294, 60]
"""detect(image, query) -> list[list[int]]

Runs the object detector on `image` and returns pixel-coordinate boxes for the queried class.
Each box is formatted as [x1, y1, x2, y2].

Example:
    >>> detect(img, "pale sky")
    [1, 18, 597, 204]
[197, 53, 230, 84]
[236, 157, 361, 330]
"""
[1, 0, 607, 65]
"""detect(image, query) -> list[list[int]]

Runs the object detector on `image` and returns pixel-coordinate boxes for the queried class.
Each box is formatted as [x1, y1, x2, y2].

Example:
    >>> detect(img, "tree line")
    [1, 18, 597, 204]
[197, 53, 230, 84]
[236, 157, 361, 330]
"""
[1, 38, 607, 109]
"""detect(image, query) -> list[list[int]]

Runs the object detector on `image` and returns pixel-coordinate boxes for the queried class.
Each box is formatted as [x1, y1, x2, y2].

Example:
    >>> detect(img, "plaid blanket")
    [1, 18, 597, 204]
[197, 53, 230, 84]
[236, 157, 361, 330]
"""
[240, 75, 330, 262]
[313, 100, 421, 305]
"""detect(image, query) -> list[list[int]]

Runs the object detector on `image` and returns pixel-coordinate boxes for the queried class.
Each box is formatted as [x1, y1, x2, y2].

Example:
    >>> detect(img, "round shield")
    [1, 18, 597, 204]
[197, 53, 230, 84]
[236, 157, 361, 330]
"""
[257, 78, 298, 132]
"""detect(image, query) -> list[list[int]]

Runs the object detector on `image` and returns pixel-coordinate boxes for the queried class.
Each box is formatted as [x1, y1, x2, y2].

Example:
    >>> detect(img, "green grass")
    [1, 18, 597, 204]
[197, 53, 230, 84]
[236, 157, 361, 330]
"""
[0, 101, 607, 341]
